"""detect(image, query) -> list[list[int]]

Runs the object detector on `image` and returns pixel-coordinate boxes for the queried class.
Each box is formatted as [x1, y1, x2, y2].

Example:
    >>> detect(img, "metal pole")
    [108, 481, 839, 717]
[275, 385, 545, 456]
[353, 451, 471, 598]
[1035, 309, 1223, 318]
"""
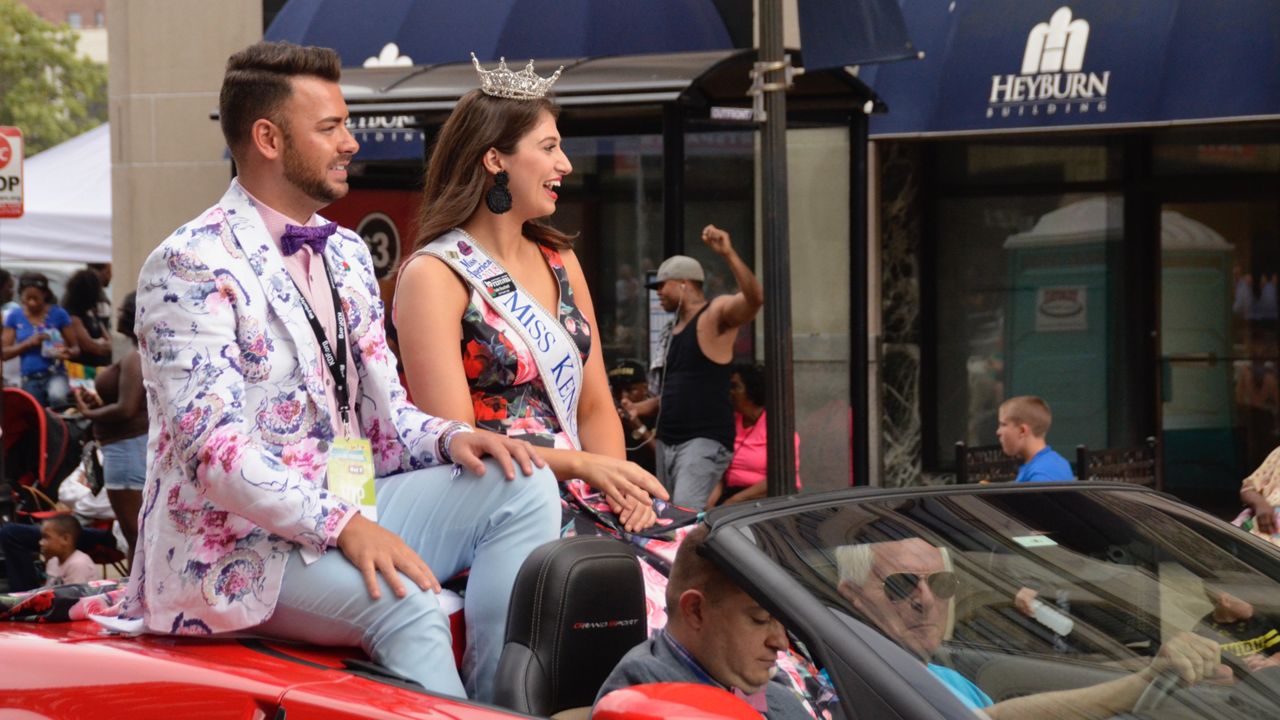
[851, 111, 870, 486]
[662, 104, 685, 259]
[758, 0, 796, 498]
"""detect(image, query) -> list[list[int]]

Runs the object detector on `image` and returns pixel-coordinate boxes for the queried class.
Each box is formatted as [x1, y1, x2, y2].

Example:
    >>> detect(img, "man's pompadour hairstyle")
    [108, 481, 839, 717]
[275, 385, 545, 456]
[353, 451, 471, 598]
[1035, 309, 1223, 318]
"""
[219, 41, 343, 156]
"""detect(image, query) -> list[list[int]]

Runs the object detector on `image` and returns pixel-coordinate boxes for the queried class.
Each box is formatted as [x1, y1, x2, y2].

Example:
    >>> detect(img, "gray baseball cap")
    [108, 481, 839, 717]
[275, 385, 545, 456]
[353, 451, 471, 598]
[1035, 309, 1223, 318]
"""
[645, 255, 705, 288]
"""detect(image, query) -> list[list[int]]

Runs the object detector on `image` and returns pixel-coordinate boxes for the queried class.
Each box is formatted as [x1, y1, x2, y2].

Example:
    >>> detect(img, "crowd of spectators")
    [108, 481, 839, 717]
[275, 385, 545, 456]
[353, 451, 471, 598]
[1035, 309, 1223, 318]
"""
[1, 263, 135, 590]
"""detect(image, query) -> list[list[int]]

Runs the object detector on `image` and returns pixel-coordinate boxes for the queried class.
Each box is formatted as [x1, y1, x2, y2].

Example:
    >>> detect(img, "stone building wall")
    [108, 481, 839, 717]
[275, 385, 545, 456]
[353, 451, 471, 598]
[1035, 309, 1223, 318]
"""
[877, 142, 925, 487]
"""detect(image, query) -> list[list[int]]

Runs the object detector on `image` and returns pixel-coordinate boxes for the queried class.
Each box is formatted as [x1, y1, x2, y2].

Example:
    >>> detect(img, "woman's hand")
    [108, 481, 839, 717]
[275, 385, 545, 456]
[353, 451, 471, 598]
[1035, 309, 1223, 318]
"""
[1242, 487, 1276, 534]
[1253, 498, 1277, 534]
[574, 453, 668, 532]
[448, 429, 546, 480]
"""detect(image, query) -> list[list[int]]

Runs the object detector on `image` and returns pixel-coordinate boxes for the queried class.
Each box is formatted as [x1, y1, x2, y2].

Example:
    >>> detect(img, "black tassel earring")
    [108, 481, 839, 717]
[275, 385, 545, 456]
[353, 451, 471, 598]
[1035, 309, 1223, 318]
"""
[485, 171, 512, 214]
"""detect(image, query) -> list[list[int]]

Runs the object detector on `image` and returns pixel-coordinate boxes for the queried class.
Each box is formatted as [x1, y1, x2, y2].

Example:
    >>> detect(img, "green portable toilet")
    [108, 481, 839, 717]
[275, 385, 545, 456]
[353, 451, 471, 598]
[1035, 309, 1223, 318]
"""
[1158, 212, 1236, 495]
[1003, 197, 1122, 455]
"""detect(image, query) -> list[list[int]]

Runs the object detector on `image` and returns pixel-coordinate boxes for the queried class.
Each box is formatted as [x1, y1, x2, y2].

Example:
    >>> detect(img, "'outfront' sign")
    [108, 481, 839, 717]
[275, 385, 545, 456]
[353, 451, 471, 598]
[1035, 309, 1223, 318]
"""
[0, 126, 23, 219]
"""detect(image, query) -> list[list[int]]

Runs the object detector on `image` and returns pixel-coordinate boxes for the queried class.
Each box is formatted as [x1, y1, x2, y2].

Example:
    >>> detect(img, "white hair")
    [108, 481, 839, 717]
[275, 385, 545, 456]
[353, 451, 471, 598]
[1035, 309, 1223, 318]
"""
[834, 540, 952, 587]
[835, 543, 876, 586]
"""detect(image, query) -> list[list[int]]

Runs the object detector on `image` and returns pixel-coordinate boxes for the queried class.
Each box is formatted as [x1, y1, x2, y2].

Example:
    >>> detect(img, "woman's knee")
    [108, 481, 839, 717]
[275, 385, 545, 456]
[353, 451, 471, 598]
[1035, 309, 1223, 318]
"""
[508, 462, 559, 503]
[476, 456, 556, 489]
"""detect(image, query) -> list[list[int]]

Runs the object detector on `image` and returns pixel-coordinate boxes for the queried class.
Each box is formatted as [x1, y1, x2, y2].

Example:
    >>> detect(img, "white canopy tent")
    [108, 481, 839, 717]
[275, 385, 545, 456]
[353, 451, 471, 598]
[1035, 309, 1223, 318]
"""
[0, 123, 111, 263]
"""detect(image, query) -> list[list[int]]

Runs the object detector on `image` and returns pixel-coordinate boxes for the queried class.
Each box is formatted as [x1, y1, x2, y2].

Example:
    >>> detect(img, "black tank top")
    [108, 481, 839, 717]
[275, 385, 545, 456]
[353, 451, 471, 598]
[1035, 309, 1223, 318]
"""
[656, 304, 733, 448]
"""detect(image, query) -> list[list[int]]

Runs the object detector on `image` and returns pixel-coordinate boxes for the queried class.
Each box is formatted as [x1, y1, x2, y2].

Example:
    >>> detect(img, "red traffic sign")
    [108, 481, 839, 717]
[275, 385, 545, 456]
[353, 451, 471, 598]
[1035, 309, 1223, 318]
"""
[0, 126, 23, 219]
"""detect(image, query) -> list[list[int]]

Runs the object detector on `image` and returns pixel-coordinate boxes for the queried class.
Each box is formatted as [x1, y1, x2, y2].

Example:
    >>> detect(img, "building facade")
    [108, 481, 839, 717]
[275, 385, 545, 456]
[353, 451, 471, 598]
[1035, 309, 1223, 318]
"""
[866, 2, 1280, 517]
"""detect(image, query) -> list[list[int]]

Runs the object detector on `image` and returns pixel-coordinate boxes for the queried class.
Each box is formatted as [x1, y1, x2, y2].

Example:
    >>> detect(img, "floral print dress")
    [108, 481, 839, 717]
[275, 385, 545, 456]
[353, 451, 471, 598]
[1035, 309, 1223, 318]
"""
[459, 244, 591, 448]
[1241, 445, 1280, 546]
[433, 239, 830, 717]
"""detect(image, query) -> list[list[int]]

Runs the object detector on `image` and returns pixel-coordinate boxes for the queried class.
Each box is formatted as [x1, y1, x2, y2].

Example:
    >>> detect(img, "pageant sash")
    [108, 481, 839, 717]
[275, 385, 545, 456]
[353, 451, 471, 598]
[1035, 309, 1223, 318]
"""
[422, 230, 583, 449]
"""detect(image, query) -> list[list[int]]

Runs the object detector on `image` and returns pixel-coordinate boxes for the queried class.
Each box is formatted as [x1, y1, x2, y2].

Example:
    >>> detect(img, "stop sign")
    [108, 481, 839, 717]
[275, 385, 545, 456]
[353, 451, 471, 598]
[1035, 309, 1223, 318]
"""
[0, 126, 23, 219]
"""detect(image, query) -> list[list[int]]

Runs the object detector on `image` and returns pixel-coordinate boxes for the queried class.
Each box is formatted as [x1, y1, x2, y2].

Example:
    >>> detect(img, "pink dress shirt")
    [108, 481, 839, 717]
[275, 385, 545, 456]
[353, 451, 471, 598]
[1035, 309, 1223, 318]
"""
[243, 183, 360, 546]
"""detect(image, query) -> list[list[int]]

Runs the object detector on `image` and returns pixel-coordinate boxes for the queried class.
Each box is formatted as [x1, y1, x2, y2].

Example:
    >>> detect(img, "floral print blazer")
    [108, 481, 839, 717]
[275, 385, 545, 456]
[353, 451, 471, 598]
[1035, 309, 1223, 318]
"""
[121, 182, 454, 635]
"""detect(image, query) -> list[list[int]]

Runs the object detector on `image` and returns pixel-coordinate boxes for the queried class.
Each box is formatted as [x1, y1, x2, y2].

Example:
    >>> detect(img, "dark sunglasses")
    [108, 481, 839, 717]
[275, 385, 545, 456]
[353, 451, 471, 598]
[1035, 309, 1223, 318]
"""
[883, 571, 959, 602]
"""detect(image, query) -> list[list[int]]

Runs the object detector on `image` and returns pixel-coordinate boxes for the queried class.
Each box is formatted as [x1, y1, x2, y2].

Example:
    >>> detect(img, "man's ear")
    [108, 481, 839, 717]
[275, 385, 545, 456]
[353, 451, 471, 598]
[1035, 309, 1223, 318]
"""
[678, 589, 707, 631]
[838, 580, 868, 613]
[250, 118, 285, 161]
[482, 148, 504, 175]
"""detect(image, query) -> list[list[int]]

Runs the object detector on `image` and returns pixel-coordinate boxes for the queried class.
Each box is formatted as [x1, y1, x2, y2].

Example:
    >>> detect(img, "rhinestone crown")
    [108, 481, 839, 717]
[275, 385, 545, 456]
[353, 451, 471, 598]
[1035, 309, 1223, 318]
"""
[471, 53, 563, 100]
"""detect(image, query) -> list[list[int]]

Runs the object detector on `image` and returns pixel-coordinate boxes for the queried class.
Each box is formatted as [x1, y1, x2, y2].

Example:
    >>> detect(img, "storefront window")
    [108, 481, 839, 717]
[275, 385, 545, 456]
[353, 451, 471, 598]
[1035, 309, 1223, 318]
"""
[557, 131, 755, 372]
[937, 141, 1119, 186]
[557, 135, 665, 365]
[934, 193, 1125, 465]
[1154, 126, 1280, 175]
[1160, 199, 1280, 496]
[680, 130, 756, 358]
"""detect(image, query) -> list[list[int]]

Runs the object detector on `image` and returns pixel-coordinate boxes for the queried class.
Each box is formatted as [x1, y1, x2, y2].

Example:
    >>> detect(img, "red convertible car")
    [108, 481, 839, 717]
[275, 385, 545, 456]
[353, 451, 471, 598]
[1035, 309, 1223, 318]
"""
[5, 483, 1280, 719]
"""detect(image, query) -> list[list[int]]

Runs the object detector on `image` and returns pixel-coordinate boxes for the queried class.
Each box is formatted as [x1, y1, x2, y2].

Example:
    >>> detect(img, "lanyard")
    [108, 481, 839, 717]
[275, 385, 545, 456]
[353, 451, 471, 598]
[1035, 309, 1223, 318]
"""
[291, 256, 351, 430]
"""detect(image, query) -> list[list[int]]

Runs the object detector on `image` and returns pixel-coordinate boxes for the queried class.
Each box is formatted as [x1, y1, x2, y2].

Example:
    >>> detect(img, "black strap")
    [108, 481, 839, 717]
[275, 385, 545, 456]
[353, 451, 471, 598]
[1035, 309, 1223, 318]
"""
[291, 256, 351, 429]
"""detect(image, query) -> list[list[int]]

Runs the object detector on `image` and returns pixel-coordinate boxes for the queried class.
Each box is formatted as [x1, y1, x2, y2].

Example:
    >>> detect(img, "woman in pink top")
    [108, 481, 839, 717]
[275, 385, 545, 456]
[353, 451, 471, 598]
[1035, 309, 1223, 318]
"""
[707, 363, 800, 506]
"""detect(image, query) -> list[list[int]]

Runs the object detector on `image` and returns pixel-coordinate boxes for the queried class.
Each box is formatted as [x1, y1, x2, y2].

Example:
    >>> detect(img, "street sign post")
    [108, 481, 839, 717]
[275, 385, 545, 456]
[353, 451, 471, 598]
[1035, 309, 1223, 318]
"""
[0, 126, 24, 219]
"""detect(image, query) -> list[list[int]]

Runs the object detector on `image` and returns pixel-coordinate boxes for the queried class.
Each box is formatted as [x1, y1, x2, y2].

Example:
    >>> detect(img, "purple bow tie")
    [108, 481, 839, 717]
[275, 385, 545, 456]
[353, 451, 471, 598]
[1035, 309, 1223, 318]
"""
[733, 687, 769, 713]
[281, 222, 336, 256]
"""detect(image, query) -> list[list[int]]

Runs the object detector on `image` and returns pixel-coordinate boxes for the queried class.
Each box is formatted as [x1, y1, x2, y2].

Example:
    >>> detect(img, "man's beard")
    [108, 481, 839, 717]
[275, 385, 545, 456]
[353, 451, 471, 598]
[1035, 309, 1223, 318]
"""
[282, 138, 346, 206]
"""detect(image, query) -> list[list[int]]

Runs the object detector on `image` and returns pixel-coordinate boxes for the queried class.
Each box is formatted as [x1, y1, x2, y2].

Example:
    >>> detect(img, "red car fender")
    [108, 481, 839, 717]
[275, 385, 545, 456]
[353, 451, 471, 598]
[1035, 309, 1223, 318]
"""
[0, 620, 493, 719]
[278, 682, 527, 719]
[592, 683, 760, 720]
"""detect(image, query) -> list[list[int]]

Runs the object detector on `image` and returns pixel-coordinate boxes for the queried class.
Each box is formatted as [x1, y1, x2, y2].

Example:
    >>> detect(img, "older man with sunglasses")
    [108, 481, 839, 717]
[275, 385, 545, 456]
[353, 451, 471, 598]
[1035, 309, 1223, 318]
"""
[837, 538, 1226, 719]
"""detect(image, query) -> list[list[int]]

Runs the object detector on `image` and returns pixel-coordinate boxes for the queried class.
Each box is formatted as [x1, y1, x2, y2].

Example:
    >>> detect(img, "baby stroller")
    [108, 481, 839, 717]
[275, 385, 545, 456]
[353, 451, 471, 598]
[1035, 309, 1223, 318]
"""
[1, 387, 91, 525]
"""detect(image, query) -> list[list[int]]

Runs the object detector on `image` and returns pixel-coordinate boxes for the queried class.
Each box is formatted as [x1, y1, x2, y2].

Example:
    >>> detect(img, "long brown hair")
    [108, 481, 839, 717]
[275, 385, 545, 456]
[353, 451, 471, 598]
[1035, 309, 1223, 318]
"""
[413, 89, 573, 251]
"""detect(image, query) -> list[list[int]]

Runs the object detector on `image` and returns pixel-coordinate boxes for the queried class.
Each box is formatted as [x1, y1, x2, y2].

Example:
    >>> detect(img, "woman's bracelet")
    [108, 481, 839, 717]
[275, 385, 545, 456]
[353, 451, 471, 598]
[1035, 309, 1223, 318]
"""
[438, 422, 474, 464]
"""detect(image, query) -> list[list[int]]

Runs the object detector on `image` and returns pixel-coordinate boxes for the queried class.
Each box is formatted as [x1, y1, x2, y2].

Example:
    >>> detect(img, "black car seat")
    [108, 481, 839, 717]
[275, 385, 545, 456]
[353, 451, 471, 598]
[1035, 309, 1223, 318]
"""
[492, 535, 647, 719]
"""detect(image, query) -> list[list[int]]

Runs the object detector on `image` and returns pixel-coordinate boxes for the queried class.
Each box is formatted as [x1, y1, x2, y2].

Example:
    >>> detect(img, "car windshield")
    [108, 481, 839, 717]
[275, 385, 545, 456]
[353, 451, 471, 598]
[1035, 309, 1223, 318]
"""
[727, 486, 1280, 719]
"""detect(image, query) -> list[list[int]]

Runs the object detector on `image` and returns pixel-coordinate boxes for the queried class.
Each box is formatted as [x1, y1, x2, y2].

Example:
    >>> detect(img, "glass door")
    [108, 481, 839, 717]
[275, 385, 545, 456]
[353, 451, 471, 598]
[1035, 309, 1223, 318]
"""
[1160, 199, 1279, 513]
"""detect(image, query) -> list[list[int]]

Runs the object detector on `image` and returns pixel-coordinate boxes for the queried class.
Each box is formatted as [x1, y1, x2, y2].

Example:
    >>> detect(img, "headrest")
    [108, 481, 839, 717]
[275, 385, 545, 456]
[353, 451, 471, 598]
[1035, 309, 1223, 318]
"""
[493, 536, 647, 716]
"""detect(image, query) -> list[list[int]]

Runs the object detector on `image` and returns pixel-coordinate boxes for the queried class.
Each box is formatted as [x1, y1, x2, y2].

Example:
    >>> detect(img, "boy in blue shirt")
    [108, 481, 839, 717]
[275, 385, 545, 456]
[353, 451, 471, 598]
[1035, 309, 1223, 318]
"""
[997, 396, 1075, 482]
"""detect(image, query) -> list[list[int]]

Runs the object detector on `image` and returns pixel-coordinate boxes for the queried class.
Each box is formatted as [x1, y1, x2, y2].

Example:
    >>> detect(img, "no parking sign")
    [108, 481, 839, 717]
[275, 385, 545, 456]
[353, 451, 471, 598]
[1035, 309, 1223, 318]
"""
[0, 126, 23, 218]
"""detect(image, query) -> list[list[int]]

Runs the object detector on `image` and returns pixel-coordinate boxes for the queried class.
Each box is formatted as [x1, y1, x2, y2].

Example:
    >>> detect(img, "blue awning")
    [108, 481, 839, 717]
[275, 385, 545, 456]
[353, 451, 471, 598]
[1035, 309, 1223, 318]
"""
[862, 0, 1280, 138]
[265, 0, 736, 69]
[796, 0, 917, 71]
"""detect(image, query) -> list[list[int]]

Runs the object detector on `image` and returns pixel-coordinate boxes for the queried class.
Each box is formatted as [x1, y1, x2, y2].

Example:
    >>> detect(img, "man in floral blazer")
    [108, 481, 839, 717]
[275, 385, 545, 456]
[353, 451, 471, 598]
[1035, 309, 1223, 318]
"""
[115, 41, 560, 702]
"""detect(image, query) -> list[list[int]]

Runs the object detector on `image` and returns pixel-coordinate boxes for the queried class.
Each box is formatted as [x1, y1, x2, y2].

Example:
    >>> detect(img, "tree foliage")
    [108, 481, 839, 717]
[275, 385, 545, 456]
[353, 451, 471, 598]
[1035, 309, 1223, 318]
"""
[0, 0, 108, 155]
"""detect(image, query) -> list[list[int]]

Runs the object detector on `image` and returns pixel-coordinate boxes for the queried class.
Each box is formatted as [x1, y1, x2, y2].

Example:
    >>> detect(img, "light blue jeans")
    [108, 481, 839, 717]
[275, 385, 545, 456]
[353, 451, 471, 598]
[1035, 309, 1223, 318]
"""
[257, 459, 560, 702]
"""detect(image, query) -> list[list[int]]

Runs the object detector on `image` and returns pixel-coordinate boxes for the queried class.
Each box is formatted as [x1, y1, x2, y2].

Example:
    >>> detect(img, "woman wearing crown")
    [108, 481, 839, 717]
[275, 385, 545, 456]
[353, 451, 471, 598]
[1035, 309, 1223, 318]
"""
[394, 56, 669, 533]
